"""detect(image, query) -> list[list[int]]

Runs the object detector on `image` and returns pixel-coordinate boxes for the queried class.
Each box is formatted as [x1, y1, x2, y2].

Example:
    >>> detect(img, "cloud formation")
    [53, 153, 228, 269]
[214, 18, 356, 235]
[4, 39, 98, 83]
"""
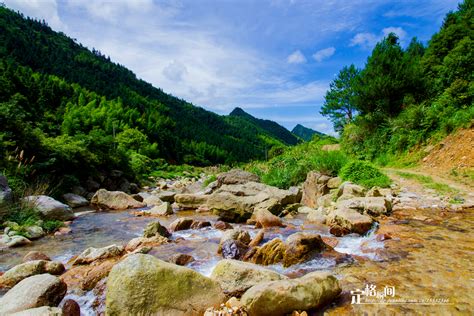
[287, 50, 306, 64]
[313, 47, 336, 62]
[350, 26, 407, 49]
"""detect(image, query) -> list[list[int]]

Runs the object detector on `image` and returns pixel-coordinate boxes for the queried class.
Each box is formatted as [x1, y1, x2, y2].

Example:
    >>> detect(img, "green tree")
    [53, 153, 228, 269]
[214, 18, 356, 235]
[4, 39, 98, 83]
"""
[320, 64, 360, 132]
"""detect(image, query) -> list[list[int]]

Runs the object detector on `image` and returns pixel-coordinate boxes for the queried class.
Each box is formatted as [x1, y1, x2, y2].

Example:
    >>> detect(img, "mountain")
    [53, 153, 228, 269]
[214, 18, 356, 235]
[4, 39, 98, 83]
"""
[229, 107, 299, 145]
[291, 124, 325, 141]
[0, 6, 295, 183]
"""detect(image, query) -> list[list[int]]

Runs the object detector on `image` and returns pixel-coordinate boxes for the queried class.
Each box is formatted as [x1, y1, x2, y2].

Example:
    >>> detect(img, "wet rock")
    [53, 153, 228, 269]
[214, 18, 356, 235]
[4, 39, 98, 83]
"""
[23, 195, 74, 221]
[10, 306, 63, 315]
[329, 225, 351, 237]
[62, 299, 80, 316]
[322, 236, 339, 248]
[105, 254, 225, 315]
[336, 197, 392, 217]
[283, 233, 329, 267]
[213, 221, 233, 230]
[327, 208, 374, 235]
[190, 220, 211, 229]
[297, 206, 314, 214]
[0, 260, 65, 288]
[221, 239, 249, 260]
[85, 179, 100, 192]
[248, 230, 264, 247]
[169, 217, 194, 231]
[138, 192, 163, 207]
[366, 187, 383, 197]
[2, 235, 32, 248]
[301, 171, 331, 208]
[24, 226, 45, 240]
[254, 209, 283, 228]
[241, 271, 341, 316]
[306, 207, 327, 224]
[53, 227, 71, 236]
[62, 193, 89, 208]
[72, 244, 124, 265]
[61, 258, 118, 291]
[211, 259, 287, 297]
[174, 193, 209, 209]
[23, 251, 51, 263]
[0, 174, 13, 206]
[170, 253, 195, 266]
[336, 182, 366, 201]
[217, 169, 260, 187]
[247, 238, 285, 265]
[376, 233, 392, 241]
[218, 229, 251, 253]
[143, 221, 171, 238]
[125, 235, 169, 252]
[147, 202, 173, 216]
[155, 191, 176, 203]
[327, 176, 342, 189]
[0, 274, 67, 315]
[91, 189, 145, 210]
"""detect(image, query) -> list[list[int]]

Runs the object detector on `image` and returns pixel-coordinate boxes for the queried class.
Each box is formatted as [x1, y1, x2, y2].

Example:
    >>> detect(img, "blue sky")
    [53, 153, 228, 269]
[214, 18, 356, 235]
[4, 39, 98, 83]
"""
[4, 0, 461, 134]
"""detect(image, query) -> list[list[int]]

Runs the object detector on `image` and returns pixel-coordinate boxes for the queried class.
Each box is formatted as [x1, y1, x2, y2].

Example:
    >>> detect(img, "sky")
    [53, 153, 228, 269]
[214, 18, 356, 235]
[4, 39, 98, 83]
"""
[4, 0, 461, 135]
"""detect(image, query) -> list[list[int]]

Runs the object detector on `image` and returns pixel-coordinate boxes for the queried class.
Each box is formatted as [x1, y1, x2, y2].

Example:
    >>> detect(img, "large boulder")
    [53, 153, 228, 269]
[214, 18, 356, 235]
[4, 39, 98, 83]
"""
[336, 182, 366, 201]
[168, 217, 193, 232]
[217, 169, 260, 187]
[326, 207, 374, 235]
[72, 244, 124, 265]
[336, 197, 392, 217]
[125, 235, 169, 252]
[62, 193, 88, 208]
[23, 195, 74, 221]
[154, 190, 176, 203]
[241, 271, 341, 316]
[282, 233, 329, 267]
[211, 259, 287, 297]
[1, 235, 31, 247]
[246, 238, 285, 266]
[306, 207, 327, 224]
[143, 221, 171, 238]
[137, 192, 163, 207]
[23, 251, 51, 263]
[218, 229, 251, 260]
[105, 254, 225, 315]
[61, 258, 118, 291]
[254, 209, 283, 228]
[91, 189, 145, 210]
[301, 171, 331, 208]
[174, 194, 209, 209]
[9, 306, 63, 316]
[0, 274, 67, 315]
[0, 260, 65, 288]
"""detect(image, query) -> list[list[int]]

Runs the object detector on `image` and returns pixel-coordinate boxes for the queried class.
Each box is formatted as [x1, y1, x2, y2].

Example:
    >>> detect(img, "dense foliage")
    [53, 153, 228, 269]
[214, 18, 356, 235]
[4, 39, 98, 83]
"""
[339, 161, 391, 188]
[322, 0, 473, 165]
[291, 124, 325, 141]
[0, 6, 294, 188]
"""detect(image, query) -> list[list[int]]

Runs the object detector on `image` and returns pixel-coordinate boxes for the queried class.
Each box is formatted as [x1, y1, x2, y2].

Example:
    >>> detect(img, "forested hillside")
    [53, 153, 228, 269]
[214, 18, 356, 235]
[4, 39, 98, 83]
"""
[291, 124, 325, 141]
[0, 5, 292, 187]
[321, 0, 473, 165]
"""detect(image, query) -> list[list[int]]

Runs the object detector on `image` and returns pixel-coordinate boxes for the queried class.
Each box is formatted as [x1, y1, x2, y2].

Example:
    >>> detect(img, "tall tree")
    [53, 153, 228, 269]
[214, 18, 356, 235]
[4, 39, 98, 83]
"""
[320, 64, 360, 132]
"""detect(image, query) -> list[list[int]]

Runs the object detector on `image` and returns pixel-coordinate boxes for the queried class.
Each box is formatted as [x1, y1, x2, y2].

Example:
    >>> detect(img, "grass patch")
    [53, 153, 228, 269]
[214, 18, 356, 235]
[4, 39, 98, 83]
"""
[340, 161, 391, 188]
[396, 171, 459, 196]
[202, 174, 217, 187]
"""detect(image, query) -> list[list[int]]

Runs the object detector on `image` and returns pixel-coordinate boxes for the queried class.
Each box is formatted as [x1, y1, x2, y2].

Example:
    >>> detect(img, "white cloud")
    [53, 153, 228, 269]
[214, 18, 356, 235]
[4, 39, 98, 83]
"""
[287, 50, 306, 64]
[4, 0, 66, 31]
[312, 47, 336, 62]
[350, 26, 408, 49]
[162, 60, 187, 82]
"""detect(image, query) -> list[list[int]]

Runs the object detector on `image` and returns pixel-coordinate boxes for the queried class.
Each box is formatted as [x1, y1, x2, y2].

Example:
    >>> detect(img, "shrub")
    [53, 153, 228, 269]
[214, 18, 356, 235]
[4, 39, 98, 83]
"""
[339, 160, 391, 188]
[42, 220, 64, 233]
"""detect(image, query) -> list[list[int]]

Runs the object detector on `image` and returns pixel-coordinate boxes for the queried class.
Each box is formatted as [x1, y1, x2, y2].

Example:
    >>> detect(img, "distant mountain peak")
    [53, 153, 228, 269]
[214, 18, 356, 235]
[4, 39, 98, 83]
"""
[291, 124, 325, 141]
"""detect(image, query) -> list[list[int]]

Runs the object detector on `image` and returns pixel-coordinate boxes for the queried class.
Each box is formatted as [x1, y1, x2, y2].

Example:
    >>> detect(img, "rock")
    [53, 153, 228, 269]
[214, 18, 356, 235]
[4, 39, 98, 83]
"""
[211, 259, 287, 296]
[366, 187, 383, 197]
[60, 258, 117, 291]
[217, 169, 260, 187]
[301, 171, 330, 208]
[105, 254, 225, 315]
[0, 274, 67, 315]
[316, 193, 335, 208]
[146, 202, 173, 216]
[131, 194, 144, 202]
[327, 177, 342, 189]
[91, 189, 145, 210]
[288, 187, 302, 203]
[137, 192, 163, 207]
[254, 209, 283, 228]
[218, 229, 251, 252]
[3, 235, 32, 248]
[174, 193, 209, 209]
[282, 233, 329, 267]
[221, 239, 249, 260]
[62, 193, 88, 208]
[376, 233, 392, 241]
[125, 235, 169, 252]
[10, 306, 63, 316]
[23, 252, 51, 263]
[85, 178, 100, 192]
[248, 230, 264, 247]
[170, 253, 195, 266]
[336, 197, 392, 217]
[327, 208, 374, 235]
[336, 182, 366, 201]
[241, 271, 341, 316]
[0, 260, 65, 288]
[306, 207, 327, 224]
[72, 244, 124, 265]
[24, 226, 45, 240]
[143, 221, 171, 238]
[155, 191, 176, 203]
[23, 195, 74, 221]
[169, 217, 194, 232]
[329, 225, 350, 237]
[297, 206, 314, 214]
[190, 220, 211, 229]
[247, 238, 285, 265]
[53, 227, 71, 236]
[71, 186, 87, 197]
[62, 299, 80, 316]
[213, 221, 233, 230]
[0, 174, 13, 205]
